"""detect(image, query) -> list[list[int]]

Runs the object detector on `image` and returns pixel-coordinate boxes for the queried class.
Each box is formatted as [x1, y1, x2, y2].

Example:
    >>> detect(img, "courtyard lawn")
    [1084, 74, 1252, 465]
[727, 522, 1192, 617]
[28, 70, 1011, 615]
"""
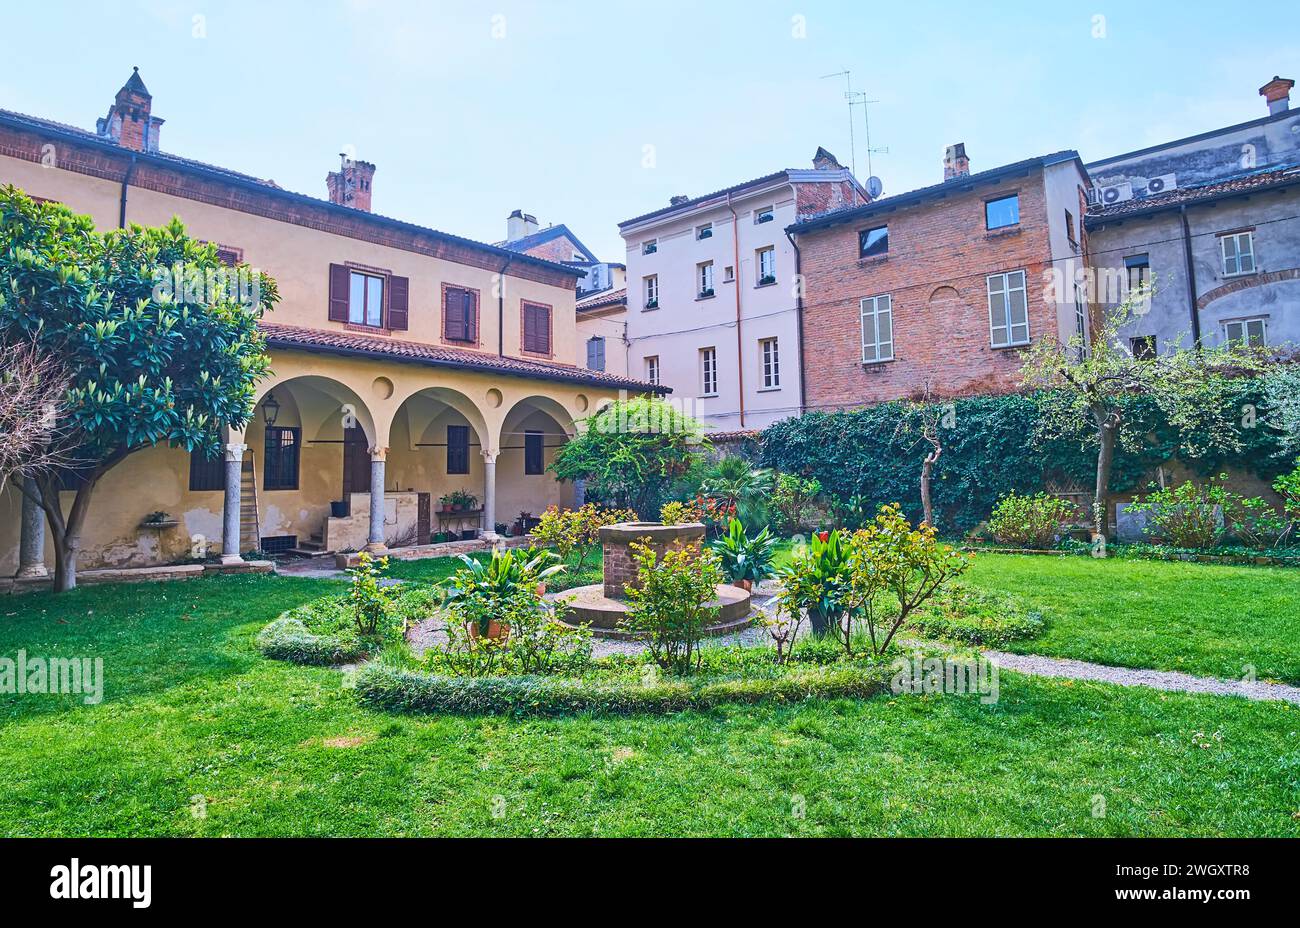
[1, 570, 1299, 836]
[962, 554, 1300, 684]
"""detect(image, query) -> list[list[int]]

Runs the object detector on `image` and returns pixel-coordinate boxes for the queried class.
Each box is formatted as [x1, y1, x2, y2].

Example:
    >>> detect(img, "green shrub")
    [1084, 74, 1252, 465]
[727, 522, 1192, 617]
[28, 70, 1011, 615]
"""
[906, 586, 1045, 646]
[354, 661, 892, 717]
[987, 492, 1079, 548]
[257, 585, 436, 665]
[769, 473, 821, 533]
[623, 541, 724, 674]
[1127, 477, 1230, 549]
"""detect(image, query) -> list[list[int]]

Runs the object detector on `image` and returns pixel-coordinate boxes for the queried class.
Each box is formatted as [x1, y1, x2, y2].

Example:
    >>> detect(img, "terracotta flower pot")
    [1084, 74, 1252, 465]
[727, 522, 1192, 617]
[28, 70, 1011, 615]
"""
[466, 619, 511, 645]
[733, 579, 753, 592]
[535, 582, 547, 597]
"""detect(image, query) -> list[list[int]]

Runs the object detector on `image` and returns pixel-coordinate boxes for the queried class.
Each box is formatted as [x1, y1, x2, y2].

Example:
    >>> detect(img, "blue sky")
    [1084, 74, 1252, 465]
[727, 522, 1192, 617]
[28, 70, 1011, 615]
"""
[1, 0, 1295, 260]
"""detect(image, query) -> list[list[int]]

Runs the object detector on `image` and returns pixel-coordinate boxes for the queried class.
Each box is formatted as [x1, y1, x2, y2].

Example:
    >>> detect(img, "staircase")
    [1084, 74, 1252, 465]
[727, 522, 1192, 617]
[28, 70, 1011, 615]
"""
[239, 453, 260, 553]
[285, 529, 328, 557]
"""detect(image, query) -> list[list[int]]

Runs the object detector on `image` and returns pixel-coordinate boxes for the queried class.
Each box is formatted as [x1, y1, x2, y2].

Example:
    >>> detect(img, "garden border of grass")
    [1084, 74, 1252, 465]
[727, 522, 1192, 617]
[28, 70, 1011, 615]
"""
[255, 616, 376, 665]
[355, 661, 893, 717]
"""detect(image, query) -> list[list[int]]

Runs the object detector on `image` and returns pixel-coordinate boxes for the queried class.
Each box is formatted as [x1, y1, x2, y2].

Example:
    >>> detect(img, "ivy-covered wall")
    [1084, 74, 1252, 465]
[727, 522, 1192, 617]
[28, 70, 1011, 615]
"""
[760, 381, 1292, 533]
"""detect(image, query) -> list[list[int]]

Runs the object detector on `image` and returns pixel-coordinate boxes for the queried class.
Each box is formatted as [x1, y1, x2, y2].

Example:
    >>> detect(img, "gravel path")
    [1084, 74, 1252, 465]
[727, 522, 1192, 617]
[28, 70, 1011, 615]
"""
[983, 650, 1300, 706]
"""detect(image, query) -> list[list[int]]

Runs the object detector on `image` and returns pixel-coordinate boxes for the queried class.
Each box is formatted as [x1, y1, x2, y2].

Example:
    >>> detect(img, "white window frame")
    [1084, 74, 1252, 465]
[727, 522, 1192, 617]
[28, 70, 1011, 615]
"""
[698, 261, 714, 296]
[860, 294, 894, 364]
[645, 355, 660, 385]
[754, 206, 774, 225]
[700, 346, 718, 396]
[1223, 318, 1267, 348]
[696, 223, 713, 240]
[756, 246, 775, 283]
[1073, 282, 1089, 359]
[760, 337, 780, 389]
[1220, 232, 1256, 277]
[643, 274, 658, 308]
[642, 239, 657, 256]
[987, 270, 1030, 348]
[723, 265, 735, 282]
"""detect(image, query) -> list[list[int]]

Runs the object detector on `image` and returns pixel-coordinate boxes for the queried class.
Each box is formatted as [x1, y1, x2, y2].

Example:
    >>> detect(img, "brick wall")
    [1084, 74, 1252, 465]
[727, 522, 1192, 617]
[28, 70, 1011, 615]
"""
[798, 170, 1056, 408]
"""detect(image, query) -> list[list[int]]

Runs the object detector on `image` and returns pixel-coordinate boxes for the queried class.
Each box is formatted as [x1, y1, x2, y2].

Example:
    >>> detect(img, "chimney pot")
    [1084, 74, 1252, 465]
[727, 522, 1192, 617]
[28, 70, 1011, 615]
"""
[97, 68, 163, 152]
[943, 143, 970, 181]
[1260, 76, 1294, 116]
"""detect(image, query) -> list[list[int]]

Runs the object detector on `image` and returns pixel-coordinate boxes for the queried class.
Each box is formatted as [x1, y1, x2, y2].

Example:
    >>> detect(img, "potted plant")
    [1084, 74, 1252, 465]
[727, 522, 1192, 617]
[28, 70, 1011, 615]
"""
[776, 529, 851, 637]
[441, 548, 564, 644]
[439, 494, 455, 514]
[709, 517, 778, 592]
[759, 274, 776, 286]
[698, 287, 714, 299]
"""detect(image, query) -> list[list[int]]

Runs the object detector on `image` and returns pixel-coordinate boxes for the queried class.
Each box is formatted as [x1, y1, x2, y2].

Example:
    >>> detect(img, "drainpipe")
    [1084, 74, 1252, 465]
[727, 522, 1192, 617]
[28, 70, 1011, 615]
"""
[497, 255, 514, 357]
[1179, 205, 1202, 347]
[785, 228, 806, 415]
[118, 154, 137, 228]
[725, 192, 746, 428]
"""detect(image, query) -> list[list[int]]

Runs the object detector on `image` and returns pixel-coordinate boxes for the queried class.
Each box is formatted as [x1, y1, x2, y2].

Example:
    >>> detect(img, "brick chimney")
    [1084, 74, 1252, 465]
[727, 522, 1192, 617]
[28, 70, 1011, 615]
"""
[326, 154, 377, 212]
[812, 146, 843, 171]
[506, 209, 539, 242]
[96, 67, 164, 153]
[1260, 76, 1295, 116]
[943, 143, 970, 181]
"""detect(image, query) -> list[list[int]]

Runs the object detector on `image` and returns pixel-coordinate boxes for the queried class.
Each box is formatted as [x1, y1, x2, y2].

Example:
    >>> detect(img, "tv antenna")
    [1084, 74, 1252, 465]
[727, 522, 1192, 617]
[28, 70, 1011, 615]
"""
[821, 69, 889, 179]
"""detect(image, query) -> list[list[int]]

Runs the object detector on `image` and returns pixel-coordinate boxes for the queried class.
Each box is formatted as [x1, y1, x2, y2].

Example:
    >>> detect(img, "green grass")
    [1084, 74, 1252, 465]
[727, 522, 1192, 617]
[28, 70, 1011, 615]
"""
[963, 553, 1300, 683]
[1, 567, 1299, 836]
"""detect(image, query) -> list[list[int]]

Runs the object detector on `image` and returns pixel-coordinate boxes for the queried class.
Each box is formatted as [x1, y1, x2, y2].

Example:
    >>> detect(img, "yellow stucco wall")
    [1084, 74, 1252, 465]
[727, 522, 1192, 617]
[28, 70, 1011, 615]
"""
[0, 152, 632, 574]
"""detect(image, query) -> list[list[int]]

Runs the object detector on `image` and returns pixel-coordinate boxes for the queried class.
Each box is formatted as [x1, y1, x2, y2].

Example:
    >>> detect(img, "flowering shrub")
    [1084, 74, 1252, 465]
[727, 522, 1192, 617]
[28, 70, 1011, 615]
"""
[778, 504, 970, 656]
[531, 503, 636, 569]
[1127, 477, 1230, 549]
[622, 541, 724, 674]
[987, 492, 1079, 548]
[347, 552, 396, 636]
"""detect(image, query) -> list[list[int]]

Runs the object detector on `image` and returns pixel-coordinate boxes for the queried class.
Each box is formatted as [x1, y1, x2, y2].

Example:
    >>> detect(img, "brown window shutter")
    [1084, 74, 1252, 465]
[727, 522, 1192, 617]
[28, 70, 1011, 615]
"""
[328, 264, 350, 322]
[388, 275, 410, 330]
[444, 287, 464, 340]
[465, 290, 478, 343]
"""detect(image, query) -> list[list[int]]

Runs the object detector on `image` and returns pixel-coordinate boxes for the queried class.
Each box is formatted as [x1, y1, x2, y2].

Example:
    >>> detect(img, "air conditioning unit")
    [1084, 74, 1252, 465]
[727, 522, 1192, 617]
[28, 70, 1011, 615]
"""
[1144, 173, 1177, 196]
[1098, 182, 1134, 205]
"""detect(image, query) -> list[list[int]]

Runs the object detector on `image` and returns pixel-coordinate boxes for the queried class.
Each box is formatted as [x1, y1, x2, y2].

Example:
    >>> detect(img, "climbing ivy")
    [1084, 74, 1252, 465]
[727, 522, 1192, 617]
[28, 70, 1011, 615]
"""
[760, 381, 1293, 534]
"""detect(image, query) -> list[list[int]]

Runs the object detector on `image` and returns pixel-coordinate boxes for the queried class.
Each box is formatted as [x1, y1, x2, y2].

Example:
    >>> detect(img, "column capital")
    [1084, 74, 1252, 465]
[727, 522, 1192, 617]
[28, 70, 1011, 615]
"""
[369, 446, 389, 462]
[480, 448, 499, 464]
[223, 442, 248, 462]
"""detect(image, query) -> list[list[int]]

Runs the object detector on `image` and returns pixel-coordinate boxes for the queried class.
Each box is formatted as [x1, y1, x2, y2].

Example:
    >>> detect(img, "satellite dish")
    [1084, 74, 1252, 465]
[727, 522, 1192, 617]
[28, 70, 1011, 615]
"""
[866, 176, 883, 199]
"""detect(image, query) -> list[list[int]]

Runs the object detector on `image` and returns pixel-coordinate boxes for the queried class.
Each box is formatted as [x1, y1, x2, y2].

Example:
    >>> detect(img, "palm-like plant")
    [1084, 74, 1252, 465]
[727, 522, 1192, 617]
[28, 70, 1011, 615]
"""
[708, 517, 779, 586]
[700, 456, 772, 510]
[441, 548, 565, 634]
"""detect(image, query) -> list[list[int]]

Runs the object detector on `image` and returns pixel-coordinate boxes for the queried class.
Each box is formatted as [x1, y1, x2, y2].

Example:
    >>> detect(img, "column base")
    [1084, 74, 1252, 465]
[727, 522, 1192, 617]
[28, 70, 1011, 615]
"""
[363, 542, 389, 554]
[219, 554, 245, 566]
[14, 564, 49, 579]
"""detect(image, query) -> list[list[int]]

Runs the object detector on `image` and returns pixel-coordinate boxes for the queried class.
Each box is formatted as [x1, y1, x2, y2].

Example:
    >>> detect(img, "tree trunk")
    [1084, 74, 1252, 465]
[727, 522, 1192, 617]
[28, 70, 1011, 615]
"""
[1094, 418, 1116, 539]
[920, 447, 941, 528]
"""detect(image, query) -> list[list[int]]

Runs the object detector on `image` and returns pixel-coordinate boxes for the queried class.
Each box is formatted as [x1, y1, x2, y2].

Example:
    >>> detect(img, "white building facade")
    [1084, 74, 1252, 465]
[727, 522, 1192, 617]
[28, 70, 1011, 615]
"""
[618, 149, 866, 431]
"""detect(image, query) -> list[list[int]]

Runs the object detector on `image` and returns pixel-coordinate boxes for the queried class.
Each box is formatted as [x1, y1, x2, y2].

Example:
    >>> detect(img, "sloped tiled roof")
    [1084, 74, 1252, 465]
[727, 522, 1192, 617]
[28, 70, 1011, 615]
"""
[497, 224, 599, 263]
[576, 288, 626, 313]
[788, 151, 1083, 234]
[618, 170, 791, 229]
[1087, 165, 1300, 221]
[260, 322, 666, 393]
[0, 107, 581, 279]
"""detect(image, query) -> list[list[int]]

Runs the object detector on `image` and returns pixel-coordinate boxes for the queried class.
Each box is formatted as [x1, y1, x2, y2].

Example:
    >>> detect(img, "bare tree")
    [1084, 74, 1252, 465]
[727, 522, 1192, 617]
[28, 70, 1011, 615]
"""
[0, 339, 70, 490]
[894, 382, 948, 528]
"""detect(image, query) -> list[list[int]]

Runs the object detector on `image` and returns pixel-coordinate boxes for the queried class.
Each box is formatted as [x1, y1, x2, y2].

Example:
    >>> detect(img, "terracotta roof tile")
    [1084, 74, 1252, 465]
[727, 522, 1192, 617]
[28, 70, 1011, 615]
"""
[1088, 166, 1300, 220]
[259, 322, 666, 393]
[576, 288, 627, 312]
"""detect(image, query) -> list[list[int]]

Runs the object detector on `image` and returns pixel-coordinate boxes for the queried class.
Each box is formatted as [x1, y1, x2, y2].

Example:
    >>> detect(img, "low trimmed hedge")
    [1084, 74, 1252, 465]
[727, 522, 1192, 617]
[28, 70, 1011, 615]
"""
[355, 661, 893, 717]
[906, 586, 1045, 646]
[255, 616, 373, 665]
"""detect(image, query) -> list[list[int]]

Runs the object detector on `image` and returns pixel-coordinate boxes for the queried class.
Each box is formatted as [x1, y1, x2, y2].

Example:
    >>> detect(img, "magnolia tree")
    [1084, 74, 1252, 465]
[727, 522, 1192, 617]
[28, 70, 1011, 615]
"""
[0, 188, 278, 590]
[1019, 287, 1261, 539]
[550, 396, 707, 516]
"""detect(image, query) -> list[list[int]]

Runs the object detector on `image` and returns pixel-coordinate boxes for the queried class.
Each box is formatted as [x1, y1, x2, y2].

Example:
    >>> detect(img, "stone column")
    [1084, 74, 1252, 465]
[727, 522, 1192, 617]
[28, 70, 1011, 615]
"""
[366, 446, 388, 552]
[481, 449, 498, 539]
[221, 443, 247, 564]
[16, 476, 48, 579]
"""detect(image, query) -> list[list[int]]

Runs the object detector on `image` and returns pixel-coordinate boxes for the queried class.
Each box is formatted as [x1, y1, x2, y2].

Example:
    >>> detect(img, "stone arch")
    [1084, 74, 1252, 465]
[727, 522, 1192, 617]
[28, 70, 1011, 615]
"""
[244, 375, 379, 448]
[929, 285, 960, 303]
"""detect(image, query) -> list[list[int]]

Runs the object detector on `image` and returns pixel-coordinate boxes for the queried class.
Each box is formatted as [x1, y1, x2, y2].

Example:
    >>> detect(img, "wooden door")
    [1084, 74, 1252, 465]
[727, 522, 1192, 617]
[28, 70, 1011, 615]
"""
[342, 425, 370, 497]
